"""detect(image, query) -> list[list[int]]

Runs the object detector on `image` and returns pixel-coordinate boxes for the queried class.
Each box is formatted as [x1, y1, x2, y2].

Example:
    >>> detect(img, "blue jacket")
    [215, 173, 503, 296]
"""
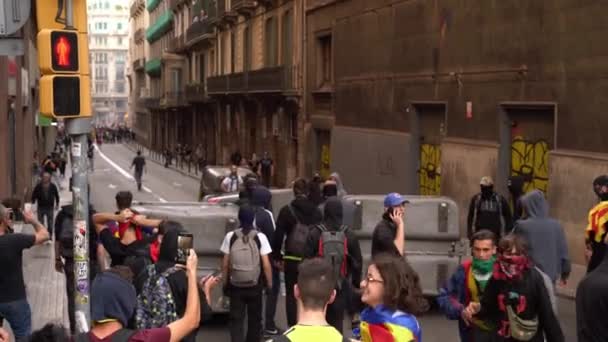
[437, 264, 469, 342]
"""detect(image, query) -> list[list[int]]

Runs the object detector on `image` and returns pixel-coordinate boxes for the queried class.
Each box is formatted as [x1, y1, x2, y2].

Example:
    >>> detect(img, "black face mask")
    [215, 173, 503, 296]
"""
[480, 185, 494, 197]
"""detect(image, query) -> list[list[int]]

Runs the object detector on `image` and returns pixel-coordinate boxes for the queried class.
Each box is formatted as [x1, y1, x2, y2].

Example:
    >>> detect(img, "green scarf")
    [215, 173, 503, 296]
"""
[472, 256, 496, 290]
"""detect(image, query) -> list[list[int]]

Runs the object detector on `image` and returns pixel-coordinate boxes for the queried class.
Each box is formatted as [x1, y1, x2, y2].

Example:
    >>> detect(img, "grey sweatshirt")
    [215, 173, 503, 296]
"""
[514, 190, 571, 283]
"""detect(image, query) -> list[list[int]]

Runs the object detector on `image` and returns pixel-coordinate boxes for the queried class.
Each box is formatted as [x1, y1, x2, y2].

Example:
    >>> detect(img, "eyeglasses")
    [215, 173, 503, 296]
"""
[362, 275, 384, 284]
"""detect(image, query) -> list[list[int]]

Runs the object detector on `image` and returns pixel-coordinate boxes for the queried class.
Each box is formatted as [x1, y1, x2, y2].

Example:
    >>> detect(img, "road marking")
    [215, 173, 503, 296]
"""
[172, 182, 182, 187]
[108, 184, 116, 189]
[94, 145, 167, 203]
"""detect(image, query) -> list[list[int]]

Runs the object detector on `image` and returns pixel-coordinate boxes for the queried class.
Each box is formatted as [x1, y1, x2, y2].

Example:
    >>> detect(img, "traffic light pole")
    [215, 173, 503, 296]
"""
[64, 0, 91, 333]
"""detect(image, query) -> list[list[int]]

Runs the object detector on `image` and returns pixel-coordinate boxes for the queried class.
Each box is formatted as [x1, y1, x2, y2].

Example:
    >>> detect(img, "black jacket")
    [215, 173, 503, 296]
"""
[371, 214, 401, 258]
[577, 250, 608, 342]
[32, 183, 60, 208]
[478, 268, 564, 342]
[467, 192, 513, 238]
[271, 195, 322, 260]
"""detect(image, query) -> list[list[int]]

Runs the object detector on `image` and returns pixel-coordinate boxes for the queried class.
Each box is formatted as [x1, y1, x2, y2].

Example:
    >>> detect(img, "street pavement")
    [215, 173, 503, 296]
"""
[22, 143, 577, 341]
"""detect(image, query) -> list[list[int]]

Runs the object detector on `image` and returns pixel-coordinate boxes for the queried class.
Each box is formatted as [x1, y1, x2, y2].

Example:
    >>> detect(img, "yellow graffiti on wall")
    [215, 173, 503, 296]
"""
[320, 144, 331, 179]
[419, 144, 441, 195]
[511, 136, 549, 193]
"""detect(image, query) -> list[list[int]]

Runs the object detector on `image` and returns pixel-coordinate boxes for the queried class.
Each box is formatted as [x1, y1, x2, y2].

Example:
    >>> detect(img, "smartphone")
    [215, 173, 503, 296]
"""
[211, 269, 222, 279]
[24, 203, 32, 212]
[175, 233, 193, 265]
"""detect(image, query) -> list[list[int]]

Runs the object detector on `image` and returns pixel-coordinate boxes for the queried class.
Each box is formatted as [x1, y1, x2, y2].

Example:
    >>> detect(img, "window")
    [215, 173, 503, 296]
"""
[264, 17, 278, 67]
[230, 32, 235, 73]
[116, 65, 125, 80]
[114, 82, 125, 93]
[105, 1, 109, 9]
[103, 22, 107, 30]
[117, 23, 123, 30]
[282, 11, 293, 65]
[243, 26, 251, 71]
[198, 53, 206, 82]
[118, 37, 123, 46]
[171, 68, 182, 93]
[317, 34, 332, 88]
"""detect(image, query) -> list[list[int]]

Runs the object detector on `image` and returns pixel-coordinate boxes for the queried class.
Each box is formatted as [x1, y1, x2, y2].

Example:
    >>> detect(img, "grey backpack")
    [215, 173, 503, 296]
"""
[229, 229, 262, 287]
[316, 224, 348, 290]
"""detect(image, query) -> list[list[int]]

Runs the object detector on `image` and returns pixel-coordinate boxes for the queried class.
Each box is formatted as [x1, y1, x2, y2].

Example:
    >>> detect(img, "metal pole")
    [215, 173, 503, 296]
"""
[64, 0, 91, 333]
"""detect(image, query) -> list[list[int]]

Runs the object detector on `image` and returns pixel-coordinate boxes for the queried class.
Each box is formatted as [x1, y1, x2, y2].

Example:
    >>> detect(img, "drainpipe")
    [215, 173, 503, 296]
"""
[300, 0, 307, 177]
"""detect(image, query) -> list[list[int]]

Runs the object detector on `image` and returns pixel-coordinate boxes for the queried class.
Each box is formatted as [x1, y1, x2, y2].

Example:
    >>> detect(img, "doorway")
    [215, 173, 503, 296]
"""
[410, 102, 447, 196]
[499, 103, 556, 194]
[314, 129, 331, 179]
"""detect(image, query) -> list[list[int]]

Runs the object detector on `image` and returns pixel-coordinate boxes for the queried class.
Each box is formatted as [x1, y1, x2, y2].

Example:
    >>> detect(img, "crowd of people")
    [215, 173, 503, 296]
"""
[8, 152, 608, 342]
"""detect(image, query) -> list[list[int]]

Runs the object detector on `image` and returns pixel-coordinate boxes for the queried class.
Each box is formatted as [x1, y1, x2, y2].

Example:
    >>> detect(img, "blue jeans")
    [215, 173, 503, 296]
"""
[0, 299, 32, 339]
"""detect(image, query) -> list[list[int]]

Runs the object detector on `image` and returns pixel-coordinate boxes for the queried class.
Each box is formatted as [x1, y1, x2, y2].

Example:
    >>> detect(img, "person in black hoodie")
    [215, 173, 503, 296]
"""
[271, 178, 322, 327]
[577, 232, 608, 342]
[145, 221, 219, 342]
[467, 176, 513, 239]
[305, 197, 362, 334]
[507, 175, 525, 222]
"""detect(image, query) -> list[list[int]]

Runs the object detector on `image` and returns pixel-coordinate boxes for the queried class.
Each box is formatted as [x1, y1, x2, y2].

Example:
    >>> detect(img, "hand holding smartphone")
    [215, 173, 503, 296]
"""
[175, 233, 193, 265]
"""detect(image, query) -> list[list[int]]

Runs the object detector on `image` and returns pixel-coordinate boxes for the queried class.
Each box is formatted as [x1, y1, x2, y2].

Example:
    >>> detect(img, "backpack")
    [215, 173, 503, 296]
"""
[270, 334, 350, 342]
[59, 214, 75, 258]
[229, 229, 262, 287]
[284, 205, 311, 258]
[74, 329, 136, 342]
[135, 265, 180, 329]
[316, 224, 348, 289]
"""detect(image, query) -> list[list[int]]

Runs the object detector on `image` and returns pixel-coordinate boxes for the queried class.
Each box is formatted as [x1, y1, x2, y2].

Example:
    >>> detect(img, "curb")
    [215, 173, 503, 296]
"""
[123, 143, 201, 182]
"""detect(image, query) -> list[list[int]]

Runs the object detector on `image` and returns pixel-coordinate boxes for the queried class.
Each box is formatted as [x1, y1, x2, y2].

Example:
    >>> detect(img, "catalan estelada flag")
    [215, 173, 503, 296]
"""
[586, 201, 608, 242]
[358, 305, 421, 342]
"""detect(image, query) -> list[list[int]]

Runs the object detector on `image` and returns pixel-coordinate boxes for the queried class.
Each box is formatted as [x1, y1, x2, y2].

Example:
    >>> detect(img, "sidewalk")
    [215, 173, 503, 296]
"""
[123, 142, 201, 182]
[556, 263, 585, 299]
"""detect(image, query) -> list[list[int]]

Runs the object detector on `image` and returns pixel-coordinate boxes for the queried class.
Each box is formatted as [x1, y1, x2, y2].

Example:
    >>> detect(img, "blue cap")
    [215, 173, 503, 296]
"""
[384, 192, 409, 207]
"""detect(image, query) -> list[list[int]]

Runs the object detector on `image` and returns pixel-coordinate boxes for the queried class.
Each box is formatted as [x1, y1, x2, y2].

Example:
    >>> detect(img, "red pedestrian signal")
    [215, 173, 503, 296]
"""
[51, 31, 78, 72]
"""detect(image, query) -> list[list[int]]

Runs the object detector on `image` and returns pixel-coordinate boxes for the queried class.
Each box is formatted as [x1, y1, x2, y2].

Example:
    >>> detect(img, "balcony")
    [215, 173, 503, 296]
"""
[166, 35, 186, 54]
[207, 65, 298, 95]
[145, 58, 162, 77]
[186, 21, 215, 47]
[169, 0, 188, 11]
[138, 88, 161, 110]
[134, 28, 145, 43]
[231, 0, 256, 16]
[162, 91, 188, 108]
[217, 0, 237, 25]
[132, 58, 146, 71]
[185, 83, 209, 103]
[130, 0, 145, 18]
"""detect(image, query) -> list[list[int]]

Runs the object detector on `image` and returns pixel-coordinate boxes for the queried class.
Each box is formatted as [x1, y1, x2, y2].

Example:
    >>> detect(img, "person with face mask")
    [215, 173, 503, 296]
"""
[437, 230, 497, 342]
[222, 165, 243, 193]
[465, 234, 564, 342]
[584, 175, 608, 273]
[467, 177, 513, 240]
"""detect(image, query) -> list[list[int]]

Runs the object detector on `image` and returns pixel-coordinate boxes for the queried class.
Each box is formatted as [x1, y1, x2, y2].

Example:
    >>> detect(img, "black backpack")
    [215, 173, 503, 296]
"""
[284, 205, 311, 258]
[59, 214, 75, 258]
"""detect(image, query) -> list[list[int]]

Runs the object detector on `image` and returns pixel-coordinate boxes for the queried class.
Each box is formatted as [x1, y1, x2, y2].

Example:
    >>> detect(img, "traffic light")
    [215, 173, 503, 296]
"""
[38, 29, 80, 74]
[40, 75, 90, 117]
[38, 29, 91, 118]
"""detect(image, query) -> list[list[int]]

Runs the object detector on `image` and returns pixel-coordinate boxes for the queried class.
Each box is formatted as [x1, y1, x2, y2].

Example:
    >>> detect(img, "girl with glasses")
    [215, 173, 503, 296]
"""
[355, 254, 429, 342]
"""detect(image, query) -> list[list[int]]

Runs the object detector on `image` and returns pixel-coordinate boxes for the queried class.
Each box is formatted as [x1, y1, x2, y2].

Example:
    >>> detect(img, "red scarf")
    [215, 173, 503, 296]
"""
[493, 255, 530, 281]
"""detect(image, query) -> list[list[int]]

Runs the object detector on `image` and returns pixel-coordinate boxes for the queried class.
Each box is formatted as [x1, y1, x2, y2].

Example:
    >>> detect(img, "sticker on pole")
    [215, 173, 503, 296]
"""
[73, 220, 87, 258]
[72, 142, 82, 157]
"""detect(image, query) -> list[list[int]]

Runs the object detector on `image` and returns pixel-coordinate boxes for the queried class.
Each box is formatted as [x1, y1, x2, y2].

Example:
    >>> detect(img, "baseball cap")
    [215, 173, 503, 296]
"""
[384, 193, 409, 207]
[480, 176, 494, 186]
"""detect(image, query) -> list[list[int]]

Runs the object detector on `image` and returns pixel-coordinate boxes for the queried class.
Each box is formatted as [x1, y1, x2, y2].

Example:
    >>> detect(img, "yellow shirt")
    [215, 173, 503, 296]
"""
[270, 325, 344, 342]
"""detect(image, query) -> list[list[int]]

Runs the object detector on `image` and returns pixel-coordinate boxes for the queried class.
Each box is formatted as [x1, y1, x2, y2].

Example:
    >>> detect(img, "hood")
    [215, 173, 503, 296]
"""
[520, 190, 549, 218]
[323, 197, 343, 230]
[91, 271, 136, 327]
[508, 176, 525, 196]
[158, 222, 185, 264]
[330, 172, 347, 197]
[251, 186, 272, 210]
[291, 196, 323, 225]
